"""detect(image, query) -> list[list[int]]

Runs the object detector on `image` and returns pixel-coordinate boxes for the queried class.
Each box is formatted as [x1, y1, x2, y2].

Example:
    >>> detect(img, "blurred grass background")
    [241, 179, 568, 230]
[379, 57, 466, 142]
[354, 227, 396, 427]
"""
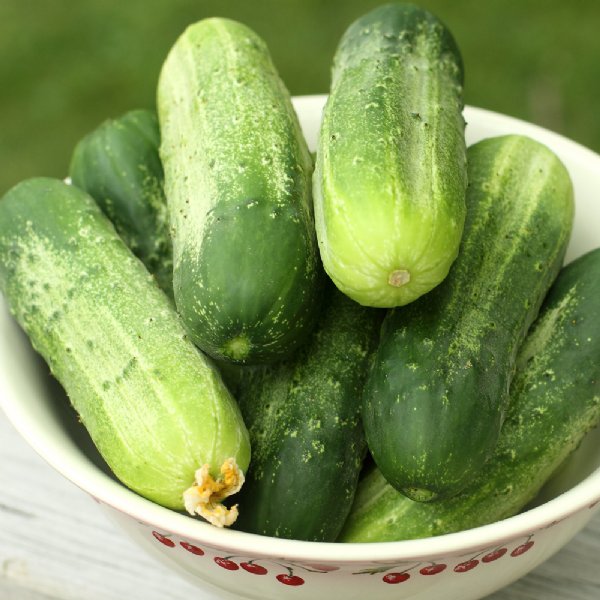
[1, 0, 599, 195]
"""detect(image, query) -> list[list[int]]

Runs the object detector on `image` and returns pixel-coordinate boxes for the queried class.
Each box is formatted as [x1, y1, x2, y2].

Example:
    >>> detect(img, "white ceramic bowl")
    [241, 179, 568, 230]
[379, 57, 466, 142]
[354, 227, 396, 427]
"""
[1, 95, 599, 600]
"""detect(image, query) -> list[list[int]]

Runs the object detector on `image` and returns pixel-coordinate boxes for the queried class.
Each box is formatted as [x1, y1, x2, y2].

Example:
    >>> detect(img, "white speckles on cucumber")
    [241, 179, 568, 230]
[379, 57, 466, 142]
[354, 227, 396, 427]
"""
[311, 440, 325, 454]
[317, 5, 466, 308]
[233, 291, 382, 540]
[0, 178, 251, 512]
[307, 418, 322, 431]
[516, 285, 578, 373]
[159, 18, 319, 363]
[362, 135, 574, 501]
[301, 450, 312, 463]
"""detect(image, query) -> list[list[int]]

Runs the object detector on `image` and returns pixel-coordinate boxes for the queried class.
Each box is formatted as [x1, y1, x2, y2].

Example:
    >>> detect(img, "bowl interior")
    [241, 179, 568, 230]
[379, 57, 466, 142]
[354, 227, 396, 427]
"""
[1, 95, 599, 563]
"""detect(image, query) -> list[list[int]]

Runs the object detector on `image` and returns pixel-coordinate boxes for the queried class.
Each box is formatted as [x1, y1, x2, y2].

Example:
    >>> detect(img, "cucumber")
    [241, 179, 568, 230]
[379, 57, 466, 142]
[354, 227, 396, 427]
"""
[158, 18, 322, 364]
[233, 287, 383, 541]
[69, 109, 173, 295]
[314, 3, 467, 308]
[341, 248, 600, 542]
[0, 178, 250, 526]
[363, 135, 574, 502]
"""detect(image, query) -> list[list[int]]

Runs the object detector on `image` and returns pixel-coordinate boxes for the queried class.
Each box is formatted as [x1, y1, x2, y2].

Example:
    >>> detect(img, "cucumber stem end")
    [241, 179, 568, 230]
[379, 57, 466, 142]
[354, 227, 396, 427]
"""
[222, 334, 251, 361]
[388, 269, 411, 287]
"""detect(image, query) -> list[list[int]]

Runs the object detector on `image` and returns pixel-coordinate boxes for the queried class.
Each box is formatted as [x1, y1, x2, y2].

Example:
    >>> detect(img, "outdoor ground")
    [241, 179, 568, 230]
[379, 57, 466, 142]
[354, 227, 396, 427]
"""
[1, 0, 599, 194]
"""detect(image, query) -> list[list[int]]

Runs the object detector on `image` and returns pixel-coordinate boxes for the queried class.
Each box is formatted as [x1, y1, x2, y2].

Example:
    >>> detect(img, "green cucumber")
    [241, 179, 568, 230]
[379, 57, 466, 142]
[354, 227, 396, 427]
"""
[69, 109, 173, 295]
[233, 287, 383, 541]
[0, 178, 250, 525]
[341, 248, 600, 542]
[363, 135, 574, 502]
[314, 3, 467, 308]
[158, 18, 322, 364]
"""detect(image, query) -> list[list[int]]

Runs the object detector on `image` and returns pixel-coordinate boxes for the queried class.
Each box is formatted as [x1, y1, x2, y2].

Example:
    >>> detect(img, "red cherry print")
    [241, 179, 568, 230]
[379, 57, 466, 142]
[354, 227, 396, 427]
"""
[215, 557, 239, 570]
[383, 572, 411, 584]
[454, 559, 479, 573]
[511, 541, 534, 557]
[241, 562, 268, 575]
[276, 574, 305, 586]
[482, 548, 508, 563]
[152, 531, 175, 547]
[419, 563, 447, 575]
[180, 542, 204, 556]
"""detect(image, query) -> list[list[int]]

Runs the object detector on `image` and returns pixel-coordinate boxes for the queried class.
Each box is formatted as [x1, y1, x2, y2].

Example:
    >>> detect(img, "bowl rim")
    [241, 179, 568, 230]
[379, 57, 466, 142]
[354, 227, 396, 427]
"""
[1, 96, 599, 564]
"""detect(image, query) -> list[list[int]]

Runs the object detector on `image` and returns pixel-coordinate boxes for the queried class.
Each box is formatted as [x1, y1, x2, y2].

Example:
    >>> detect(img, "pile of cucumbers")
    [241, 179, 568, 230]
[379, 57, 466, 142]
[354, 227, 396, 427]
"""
[1, 3, 599, 542]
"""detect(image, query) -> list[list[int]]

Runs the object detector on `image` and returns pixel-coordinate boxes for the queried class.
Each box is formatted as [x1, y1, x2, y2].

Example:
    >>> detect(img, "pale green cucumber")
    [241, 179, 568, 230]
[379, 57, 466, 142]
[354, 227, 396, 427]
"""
[0, 178, 250, 523]
[314, 3, 467, 307]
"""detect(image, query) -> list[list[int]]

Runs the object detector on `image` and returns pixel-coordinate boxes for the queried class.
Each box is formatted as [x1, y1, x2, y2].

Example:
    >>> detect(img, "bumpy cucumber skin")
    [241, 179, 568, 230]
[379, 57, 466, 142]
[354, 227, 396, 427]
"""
[232, 288, 383, 541]
[158, 18, 322, 364]
[363, 135, 574, 501]
[69, 109, 173, 295]
[0, 178, 250, 511]
[314, 3, 467, 307]
[341, 248, 600, 542]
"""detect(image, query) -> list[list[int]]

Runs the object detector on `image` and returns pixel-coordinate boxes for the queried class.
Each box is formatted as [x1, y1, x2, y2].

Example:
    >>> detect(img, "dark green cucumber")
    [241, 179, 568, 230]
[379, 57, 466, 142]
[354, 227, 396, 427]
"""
[341, 248, 600, 541]
[314, 3, 467, 307]
[0, 178, 250, 523]
[363, 135, 574, 501]
[69, 109, 173, 295]
[233, 287, 383, 541]
[158, 18, 322, 364]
